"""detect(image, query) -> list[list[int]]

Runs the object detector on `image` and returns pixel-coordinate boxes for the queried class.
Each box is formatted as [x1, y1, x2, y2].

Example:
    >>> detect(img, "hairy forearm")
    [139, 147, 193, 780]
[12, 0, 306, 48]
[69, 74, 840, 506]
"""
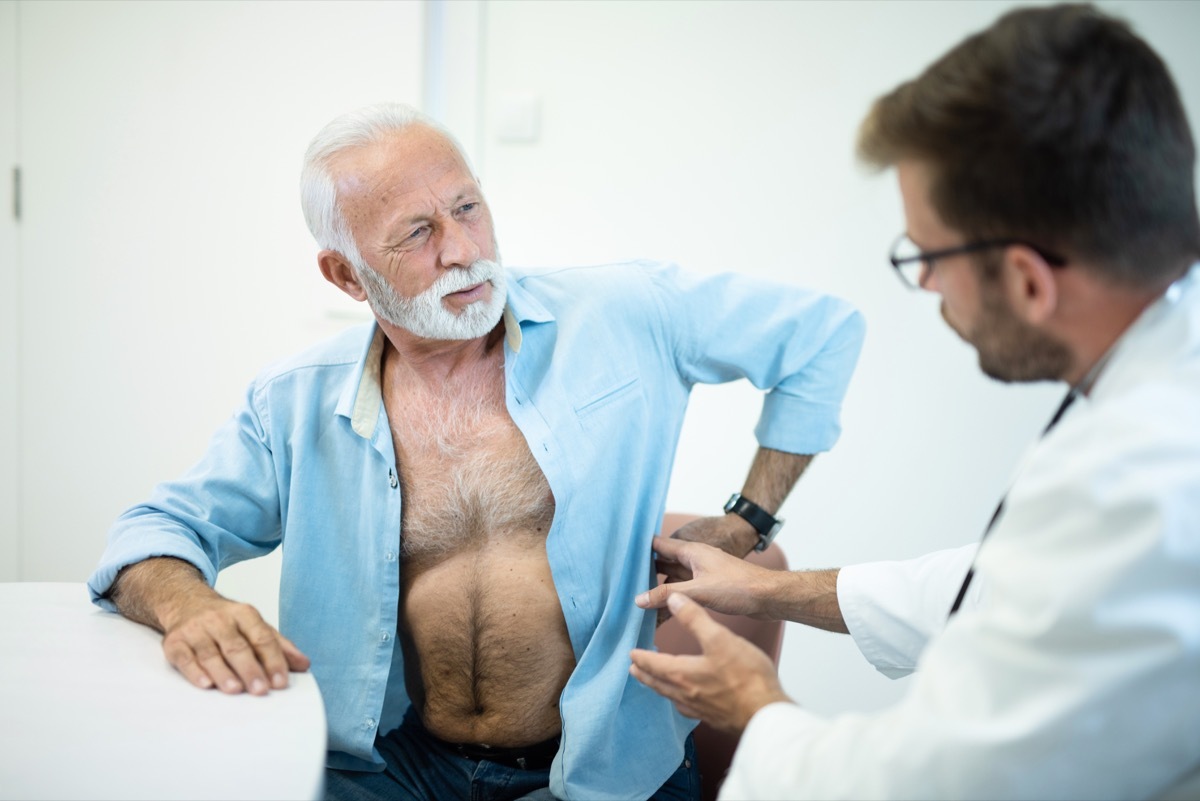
[761, 567, 848, 634]
[714, 447, 815, 555]
[107, 556, 216, 632]
[740, 447, 814, 514]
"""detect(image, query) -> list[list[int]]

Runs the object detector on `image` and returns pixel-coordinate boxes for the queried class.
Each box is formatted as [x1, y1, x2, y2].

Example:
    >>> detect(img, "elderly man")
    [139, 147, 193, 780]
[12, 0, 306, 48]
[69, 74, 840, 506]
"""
[88, 104, 864, 800]
[631, 4, 1200, 799]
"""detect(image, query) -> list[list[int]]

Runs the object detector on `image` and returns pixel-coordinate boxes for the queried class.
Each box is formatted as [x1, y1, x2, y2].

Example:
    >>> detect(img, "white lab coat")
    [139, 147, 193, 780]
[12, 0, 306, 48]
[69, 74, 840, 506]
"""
[722, 265, 1200, 800]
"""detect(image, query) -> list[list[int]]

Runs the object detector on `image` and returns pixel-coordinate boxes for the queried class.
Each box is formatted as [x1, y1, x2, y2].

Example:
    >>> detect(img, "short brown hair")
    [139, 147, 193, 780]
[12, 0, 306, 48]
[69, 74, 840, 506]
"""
[858, 3, 1200, 286]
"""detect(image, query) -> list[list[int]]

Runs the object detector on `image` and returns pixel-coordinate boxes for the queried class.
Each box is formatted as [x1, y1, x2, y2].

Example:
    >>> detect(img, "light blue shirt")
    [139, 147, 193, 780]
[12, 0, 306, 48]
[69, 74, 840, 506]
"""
[89, 261, 865, 800]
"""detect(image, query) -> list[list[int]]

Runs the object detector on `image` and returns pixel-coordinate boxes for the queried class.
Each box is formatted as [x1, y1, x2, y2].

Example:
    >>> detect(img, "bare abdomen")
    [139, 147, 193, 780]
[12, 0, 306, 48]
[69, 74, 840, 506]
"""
[401, 543, 575, 747]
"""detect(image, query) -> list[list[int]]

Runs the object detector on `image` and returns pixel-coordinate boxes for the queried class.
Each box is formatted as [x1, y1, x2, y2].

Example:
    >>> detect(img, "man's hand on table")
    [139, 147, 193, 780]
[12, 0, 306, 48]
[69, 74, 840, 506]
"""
[161, 594, 310, 695]
[110, 557, 310, 695]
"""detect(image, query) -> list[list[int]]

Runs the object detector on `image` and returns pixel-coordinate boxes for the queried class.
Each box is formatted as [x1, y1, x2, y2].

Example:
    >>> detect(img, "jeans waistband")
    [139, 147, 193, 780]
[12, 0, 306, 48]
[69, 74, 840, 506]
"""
[438, 734, 561, 771]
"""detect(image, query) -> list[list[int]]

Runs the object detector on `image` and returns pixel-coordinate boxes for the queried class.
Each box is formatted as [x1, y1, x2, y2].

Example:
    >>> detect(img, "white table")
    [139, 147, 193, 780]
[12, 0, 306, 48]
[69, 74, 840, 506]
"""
[0, 583, 327, 801]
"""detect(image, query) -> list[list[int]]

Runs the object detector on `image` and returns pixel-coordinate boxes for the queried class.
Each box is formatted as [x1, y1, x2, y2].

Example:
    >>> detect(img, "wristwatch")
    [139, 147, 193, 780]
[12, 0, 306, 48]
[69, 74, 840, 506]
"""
[723, 493, 784, 552]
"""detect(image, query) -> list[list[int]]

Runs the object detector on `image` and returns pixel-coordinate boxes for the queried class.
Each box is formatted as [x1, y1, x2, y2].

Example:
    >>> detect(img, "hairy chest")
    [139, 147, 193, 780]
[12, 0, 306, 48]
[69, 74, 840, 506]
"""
[386, 375, 555, 561]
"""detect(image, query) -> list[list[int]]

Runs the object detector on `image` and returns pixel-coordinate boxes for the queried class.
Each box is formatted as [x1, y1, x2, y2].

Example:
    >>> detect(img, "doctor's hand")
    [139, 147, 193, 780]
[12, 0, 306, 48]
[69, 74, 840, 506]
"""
[630, 593, 792, 733]
[654, 516, 761, 625]
[640, 536, 779, 620]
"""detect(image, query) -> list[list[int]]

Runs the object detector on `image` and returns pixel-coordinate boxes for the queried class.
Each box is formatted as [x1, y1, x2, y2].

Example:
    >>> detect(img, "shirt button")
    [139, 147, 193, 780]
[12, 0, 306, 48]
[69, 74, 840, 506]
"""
[384, 551, 397, 562]
[380, 631, 391, 643]
[388, 469, 398, 489]
[363, 717, 376, 731]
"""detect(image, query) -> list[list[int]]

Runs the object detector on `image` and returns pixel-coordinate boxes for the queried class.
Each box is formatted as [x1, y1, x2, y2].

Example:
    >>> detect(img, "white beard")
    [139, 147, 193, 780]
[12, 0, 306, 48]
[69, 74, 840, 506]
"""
[356, 258, 507, 340]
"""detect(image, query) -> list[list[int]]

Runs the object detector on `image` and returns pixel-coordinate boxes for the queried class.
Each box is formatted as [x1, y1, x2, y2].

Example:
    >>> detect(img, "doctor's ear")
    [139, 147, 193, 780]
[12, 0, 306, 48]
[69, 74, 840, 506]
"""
[1000, 244, 1060, 325]
[318, 250, 368, 302]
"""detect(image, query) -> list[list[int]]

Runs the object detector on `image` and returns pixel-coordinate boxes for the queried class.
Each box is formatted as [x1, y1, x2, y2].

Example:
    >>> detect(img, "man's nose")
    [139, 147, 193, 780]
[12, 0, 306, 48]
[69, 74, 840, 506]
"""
[437, 219, 481, 269]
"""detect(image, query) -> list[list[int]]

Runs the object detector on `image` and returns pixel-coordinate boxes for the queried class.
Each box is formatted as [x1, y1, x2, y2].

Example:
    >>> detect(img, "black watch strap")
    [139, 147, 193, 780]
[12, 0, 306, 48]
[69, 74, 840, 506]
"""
[723, 493, 784, 552]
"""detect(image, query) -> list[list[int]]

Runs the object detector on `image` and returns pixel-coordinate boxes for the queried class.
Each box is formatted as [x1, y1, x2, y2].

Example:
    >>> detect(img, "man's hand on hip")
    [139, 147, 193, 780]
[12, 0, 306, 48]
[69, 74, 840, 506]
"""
[665, 514, 758, 567]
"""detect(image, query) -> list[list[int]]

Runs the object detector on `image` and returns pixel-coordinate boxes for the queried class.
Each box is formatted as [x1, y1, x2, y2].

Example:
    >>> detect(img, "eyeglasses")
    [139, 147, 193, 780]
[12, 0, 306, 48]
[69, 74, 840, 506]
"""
[889, 233, 1067, 290]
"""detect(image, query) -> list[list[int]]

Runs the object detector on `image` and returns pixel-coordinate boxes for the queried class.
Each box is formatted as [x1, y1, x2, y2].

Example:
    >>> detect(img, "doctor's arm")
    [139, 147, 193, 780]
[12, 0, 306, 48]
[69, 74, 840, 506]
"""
[638, 535, 847, 632]
[640, 537, 979, 674]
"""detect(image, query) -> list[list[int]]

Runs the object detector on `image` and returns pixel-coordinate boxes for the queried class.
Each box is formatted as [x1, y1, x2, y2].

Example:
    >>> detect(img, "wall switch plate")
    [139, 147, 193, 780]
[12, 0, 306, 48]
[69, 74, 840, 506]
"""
[495, 91, 541, 143]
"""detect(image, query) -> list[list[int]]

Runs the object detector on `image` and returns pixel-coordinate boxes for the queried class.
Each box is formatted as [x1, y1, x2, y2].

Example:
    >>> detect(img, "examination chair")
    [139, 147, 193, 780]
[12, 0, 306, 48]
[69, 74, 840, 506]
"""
[654, 513, 788, 801]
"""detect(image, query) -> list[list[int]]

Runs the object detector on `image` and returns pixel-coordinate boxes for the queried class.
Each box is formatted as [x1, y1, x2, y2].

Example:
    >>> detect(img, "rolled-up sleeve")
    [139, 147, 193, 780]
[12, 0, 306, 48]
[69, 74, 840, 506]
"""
[649, 263, 866, 455]
[88, 381, 282, 609]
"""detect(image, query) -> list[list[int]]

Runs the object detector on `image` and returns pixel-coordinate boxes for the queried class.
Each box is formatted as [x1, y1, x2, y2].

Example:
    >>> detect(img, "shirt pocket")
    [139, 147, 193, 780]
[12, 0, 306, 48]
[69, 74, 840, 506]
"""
[573, 374, 643, 432]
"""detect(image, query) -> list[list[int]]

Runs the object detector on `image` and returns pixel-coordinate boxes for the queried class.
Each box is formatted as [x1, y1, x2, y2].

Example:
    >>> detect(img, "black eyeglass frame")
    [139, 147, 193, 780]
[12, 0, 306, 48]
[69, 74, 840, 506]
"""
[888, 234, 1068, 290]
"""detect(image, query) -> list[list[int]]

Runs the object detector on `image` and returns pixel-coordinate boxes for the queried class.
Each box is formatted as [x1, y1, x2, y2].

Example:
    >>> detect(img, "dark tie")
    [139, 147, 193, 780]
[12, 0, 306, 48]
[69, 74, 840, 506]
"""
[947, 389, 1079, 617]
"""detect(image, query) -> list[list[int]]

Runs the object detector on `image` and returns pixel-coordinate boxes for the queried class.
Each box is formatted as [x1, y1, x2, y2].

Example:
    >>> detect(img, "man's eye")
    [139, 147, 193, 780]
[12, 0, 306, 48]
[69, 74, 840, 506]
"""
[457, 203, 478, 215]
[407, 227, 428, 241]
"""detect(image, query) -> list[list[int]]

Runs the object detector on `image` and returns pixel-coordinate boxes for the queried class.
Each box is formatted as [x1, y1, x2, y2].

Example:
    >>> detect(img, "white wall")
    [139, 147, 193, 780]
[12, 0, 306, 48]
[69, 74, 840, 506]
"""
[9, 0, 424, 621]
[1, 0, 17, 583]
[5, 0, 1198, 714]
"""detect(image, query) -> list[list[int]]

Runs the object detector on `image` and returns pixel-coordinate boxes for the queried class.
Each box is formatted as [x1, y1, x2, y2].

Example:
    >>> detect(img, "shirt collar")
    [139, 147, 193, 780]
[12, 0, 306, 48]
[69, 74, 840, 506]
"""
[338, 325, 386, 440]
[502, 271, 555, 353]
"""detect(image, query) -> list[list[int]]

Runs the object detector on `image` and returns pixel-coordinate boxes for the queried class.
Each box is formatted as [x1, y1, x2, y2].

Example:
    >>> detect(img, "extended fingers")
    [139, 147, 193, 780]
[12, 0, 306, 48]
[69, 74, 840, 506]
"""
[652, 535, 693, 561]
[164, 623, 245, 693]
[162, 637, 214, 690]
[279, 633, 312, 674]
[629, 650, 706, 720]
[630, 649, 687, 696]
[637, 582, 677, 610]
[195, 606, 270, 694]
[629, 661, 676, 702]
[666, 593, 720, 637]
[162, 604, 299, 695]
[657, 561, 693, 583]
[236, 611, 293, 692]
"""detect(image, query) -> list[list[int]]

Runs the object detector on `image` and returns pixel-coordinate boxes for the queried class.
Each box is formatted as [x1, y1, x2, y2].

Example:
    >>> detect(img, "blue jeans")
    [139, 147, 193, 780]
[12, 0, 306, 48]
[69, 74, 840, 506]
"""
[325, 708, 699, 801]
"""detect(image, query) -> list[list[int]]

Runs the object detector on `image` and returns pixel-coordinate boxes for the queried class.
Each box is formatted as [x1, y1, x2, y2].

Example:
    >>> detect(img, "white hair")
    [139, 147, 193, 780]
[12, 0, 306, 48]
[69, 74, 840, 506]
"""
[298, 102, 476, 269]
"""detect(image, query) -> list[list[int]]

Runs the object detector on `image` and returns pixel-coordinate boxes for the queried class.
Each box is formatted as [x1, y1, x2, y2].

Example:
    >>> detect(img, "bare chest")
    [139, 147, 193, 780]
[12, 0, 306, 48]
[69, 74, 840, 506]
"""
[382, 354, 569, 744]
[385, 373, 554, 563]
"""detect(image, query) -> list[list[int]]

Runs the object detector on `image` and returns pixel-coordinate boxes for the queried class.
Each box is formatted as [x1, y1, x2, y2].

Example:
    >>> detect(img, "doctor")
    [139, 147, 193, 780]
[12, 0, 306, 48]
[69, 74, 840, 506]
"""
[631, 4, 1200, 799]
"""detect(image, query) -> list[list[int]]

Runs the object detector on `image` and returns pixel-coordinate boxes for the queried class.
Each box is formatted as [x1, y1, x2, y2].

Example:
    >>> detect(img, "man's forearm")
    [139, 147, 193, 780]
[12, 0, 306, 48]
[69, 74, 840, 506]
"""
[107, 556, 216, 632]
[762, 567, 848, 634]
[741, 450, 848, 631]
[716, 446, 813, 555]
[739, 447, 814, 515]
